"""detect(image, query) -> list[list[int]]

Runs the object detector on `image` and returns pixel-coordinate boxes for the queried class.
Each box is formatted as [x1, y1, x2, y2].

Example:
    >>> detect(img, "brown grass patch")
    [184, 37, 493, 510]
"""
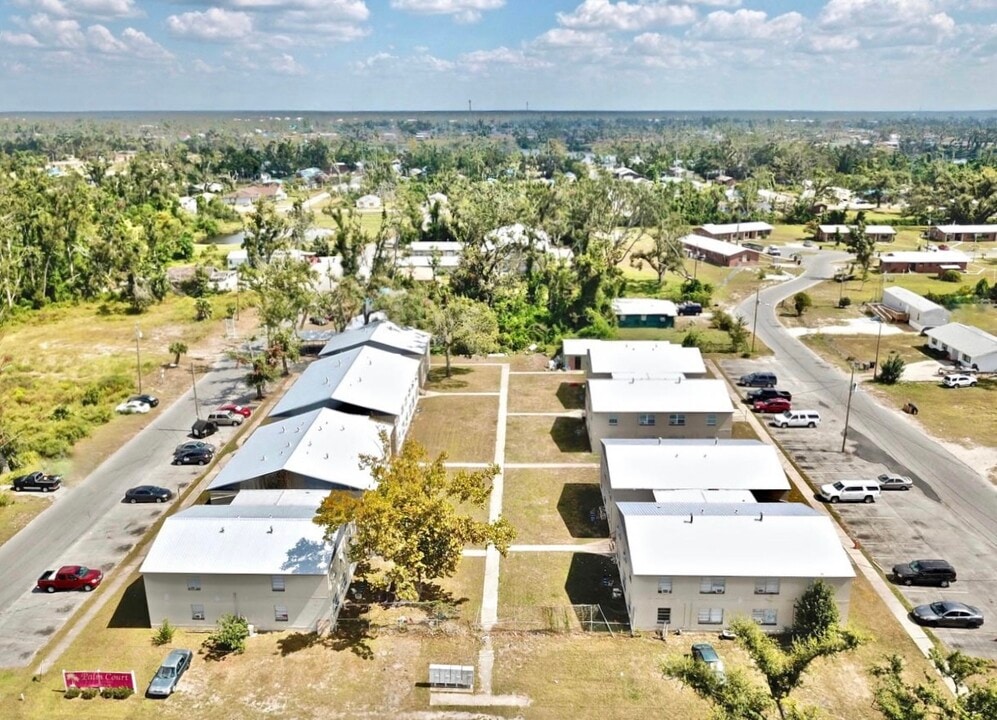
[408, 395, 498, 463]
[501, 468, 603, 545]
[425, 363, 502, 393]
[507, 374, 585, 413]
[505, 416, 597, 464]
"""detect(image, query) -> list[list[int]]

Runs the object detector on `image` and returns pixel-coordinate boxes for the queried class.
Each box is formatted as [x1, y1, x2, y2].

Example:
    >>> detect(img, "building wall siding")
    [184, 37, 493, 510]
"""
[586, 406, 733, 457]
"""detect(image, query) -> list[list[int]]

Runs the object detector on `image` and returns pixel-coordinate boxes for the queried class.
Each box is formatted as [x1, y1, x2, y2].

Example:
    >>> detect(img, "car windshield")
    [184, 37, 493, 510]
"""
[930, 602, 948, 614]
[75, 567, 89, 577]
[156, 666, 176, 679]
[698, 648, 718, 661]
[910, 561, 922, 571]
[832, 482, 844, 491]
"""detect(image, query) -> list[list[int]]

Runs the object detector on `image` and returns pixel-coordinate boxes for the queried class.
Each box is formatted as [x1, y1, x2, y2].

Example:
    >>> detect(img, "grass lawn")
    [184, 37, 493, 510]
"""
[769, 224, 808, 243]
[731, 421, 762, 440]
[952, 303, 997, 335]
[0, 494, 51, 547]
[425, 362, 502, 393]
[408, 395, 498, 463]
[505, 416, 597, 464]
[507, 374, 585, 413]
[801, 332, 931, 373]
[498, 551, 624, 623]
[866, 379, 997, 449]
[501, 468, 604, 545]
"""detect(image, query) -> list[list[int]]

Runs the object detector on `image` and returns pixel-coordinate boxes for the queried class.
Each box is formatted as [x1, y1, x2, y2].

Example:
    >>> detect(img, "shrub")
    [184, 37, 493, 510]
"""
[877, 353, 906, 384]
[939, 269, 961, 283]
[838, 296, 852, 308]
[101, 687, 133, 699]
[80, 688, 98, 699]
[681, 330, 701, 348]
[793, 292, 813, 317]
[80, 385, 101, 406]
[0, 491, 13, 508]
[152, 619, 176, 646]
[194, 297, 214, 321]
[207, 613, 250, 655]
[710, 309, 734, 332]
[794, 580, 840, 641]
[63, 687, 80, 699]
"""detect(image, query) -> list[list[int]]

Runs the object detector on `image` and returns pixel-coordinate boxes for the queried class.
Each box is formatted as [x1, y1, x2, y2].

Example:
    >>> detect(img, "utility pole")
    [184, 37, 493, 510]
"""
[841, 365, 857, 453]
[750, 286, 761, 354]
[872, 319, 884, 381]
[191, 362, 201, 420]
[134, 324, 143, 394]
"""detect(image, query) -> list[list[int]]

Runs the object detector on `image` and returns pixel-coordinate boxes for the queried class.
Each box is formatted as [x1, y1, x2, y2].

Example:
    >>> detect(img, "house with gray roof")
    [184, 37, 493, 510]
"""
[925, 322, 997, 372]
[318, 319, 431, 384]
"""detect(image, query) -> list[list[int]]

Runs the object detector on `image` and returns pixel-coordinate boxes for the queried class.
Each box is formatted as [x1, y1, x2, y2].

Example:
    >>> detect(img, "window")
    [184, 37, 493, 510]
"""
[706, 414, 717, 427]
[638, 414, 656, 427]
[656, 608, 672, 625]
[186, 576, 201, 592]
[752, 609, 778, 626]
[668, 414, 686, 427]
[608, 416, 619, 427]
[191, 604, 205, 621]
[271, 576, 286, 592]
[274, 605, 289, 622]
[699, 577, 726, 594]
[755, 578, 780, 595]
[698, 608, 724, 625]
[657, 578, 672, 594]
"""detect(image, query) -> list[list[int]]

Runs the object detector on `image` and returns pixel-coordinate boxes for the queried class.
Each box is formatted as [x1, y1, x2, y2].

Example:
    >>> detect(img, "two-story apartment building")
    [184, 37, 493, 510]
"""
[584, 342, 707, 379]
[318, 319, 432, 385]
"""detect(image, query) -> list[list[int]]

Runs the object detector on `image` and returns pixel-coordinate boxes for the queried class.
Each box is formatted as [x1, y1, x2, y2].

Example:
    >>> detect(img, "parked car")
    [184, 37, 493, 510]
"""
[128, 393, 159, 408]
[766, 245, 782, 256]
[217, 403, 252, 418]
[115, 399, 150, 414]
[772, 410, 820, 428]
[911, 601, 983, 629]
[818, 480, 881, 504]
[190, 419, 218, 439]
[746, 388, 792, 403]
[753, 397, 791, 414]
[691, 643, 726, 679]
[802, 239, 814, 247]
[124, 485, 173, 504]
[174, 440, 215, 457]
[942, 374, 977, 388]
[206, 410, 244, 426]
[147, 648, 193, 697]
[892, 559, 957, 587]
[174, 447, 214, 466]
[36, 565, 103, 593]
[677, 301, 703, 316]
[738, 371, 778, 388]
[11, 471, 62, 492]
[878, 473, 913, 491]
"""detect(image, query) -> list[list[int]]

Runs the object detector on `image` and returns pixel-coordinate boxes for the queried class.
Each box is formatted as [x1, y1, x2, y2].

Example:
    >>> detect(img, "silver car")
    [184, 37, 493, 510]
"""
[147, 648, 193, 697]
[910, 601, 984, 629]
[877, 473, 913, 491]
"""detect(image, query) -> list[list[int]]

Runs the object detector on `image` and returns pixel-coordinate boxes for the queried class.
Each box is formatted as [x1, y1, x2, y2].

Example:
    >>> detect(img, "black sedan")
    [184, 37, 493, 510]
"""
[124, 485, 174, 503]
[129, 393, 160, 408]
[173, 448, 214, 466]
[911, 601, 984, 628]
[12, 471, 62, 492]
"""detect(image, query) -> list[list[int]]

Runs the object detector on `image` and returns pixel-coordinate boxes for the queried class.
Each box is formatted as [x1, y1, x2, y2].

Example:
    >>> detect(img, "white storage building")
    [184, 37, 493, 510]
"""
[882, 287, 950, 331]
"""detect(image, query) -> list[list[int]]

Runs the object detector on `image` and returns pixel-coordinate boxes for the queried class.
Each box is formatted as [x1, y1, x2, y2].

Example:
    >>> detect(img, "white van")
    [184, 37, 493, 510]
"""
[818, 480, 881, 504]
[772, 410, 820, 428]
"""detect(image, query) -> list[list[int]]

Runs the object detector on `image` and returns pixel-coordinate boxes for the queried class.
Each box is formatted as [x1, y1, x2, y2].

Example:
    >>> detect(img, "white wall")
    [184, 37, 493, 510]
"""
[586, 396, 732, 456]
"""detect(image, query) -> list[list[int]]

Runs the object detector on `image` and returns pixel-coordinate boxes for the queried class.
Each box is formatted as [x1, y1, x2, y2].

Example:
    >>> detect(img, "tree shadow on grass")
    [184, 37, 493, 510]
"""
[556, 382, 585, 410]
[107, 576, 150, 629]
[557, 484, 609, 538]
[427, 365, 473, 390]
[550, 417, 591, 453]
[327, 603, 377, 660]
[564, 553, 629, 623]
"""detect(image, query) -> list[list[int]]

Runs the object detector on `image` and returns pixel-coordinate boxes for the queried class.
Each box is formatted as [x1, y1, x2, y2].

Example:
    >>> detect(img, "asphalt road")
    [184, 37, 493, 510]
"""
[726, 250, 997, 658]
[0, 358, 250, 668]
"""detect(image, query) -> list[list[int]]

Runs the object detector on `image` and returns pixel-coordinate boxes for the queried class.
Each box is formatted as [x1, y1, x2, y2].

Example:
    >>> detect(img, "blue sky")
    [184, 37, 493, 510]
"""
[1, 0, 996, 111]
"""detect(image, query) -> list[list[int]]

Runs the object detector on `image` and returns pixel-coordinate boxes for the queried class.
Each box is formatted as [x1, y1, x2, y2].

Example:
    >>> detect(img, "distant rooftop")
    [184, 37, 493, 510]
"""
[317, 319, 431, 359]
[587, 378, 733, 414]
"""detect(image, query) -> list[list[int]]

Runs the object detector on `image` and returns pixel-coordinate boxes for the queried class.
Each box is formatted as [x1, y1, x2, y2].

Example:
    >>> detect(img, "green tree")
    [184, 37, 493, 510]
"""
[973, 278, 990, 298]
[877, 353, 905, 384]
[229, 349, 279, 400]
[206, 613, 249, 655]
[630, 214, 688, 285]
[845, 223, 877, 278]
[243, 201, 289, 268]
[194, 297, 213, 321]
[432, 294, 499, 378]
[872, 653, 997, 720]
[662, 655, 772, 720]
[313, 436, 515, 600]
[793, 580, 839, 642]
[168, 341, 189, 367]
[793, 292, 813, 317]
[268, 326, 301, 376]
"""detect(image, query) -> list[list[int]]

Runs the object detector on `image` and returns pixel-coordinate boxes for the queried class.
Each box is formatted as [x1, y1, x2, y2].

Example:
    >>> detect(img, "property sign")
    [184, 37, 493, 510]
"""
[63, 670, 136, 691]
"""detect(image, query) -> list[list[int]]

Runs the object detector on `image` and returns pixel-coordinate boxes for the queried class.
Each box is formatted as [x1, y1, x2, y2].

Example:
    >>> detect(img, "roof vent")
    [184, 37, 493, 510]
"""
[685, 513, 693, 524]
[267, 526, 273, 534]
[757, 512, 764, 522]
[219, 526, 225, 533]
[261, 455, 266, 462]
[280, 426, 286, 433]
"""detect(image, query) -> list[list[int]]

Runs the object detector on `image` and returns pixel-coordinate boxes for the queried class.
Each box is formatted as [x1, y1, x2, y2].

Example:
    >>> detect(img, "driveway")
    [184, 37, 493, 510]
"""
[0, 358, 250, 668]
[725, 252, 997, 658]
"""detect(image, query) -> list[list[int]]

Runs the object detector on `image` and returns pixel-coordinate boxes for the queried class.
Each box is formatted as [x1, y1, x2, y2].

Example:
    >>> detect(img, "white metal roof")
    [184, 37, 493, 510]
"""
[317, 319, 431, 359]
[587, 378, 733, 414]
[817, 224, 850, 234]
[925, 323, 997, 358]
[883, 287, 946, 314]
[610, 371, 686, 381]
[680, 233, 751, 257]
[140, 507, 333, 576]
[602, 438, 788, 491]
[618, 502, 854, 578]
[865, 225, 896, 234]
[405, 241, 464, 255]
[208, 408, 389, 492]
[611, 297, 678, 317]
[651, 489, 756, 503]
[587, 343, 706, 376]
[820, 224, 896, 235]
[270, 346, 420, 418]
[934, 224, 997, 234]
[395, 255, 462, 268]
[229, 489, 328, 508]
[698, 221, 773, 235]
[881, 251, 970, 264]
[562, 338, 609, 357]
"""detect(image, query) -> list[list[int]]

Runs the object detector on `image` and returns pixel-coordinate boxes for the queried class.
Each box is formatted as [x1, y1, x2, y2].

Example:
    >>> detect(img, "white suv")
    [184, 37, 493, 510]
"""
[818, 481, 881, 504]
[942, 373, 977, 388]
[772, 410, 820, 428]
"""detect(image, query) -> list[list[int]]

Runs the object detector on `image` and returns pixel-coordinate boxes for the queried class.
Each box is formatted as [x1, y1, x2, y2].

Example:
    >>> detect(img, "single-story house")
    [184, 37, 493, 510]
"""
[929, 224, 997, 243]
[612, 298, 678, 329]
[318, 320, 432, 385]
[816, 225, 896, 243]
[599, 438, 790, 535]
[882, 287, 950, 331]
[879, 251, 969, 274]
[224, 184, 287, 208]
[694, 222, 773, 243]
[585, 378, 734, 455]
[924, 323, 997, 372]
[680, 234, 757, 267]
[402, 241, 463, 258]
[269, 346, 421, 450]
[584, 341, 707, 379]
[615, 502, 854, 633]
[356, 194, 382, 211]
[141, 501, 353, 632]
[561, 338, 604, 370]
[205, 408, 389, 502]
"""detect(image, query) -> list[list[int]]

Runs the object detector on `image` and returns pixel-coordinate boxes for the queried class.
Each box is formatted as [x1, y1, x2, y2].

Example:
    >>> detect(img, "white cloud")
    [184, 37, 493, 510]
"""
[167, 9, 254, 42]
[819, 0, 939, 29]
[691, 9, 804, 42]
[273, 10, 370, 40]
[390, 0, 504, 24]
[11, 0, 139, 19]
[557, 1, 697, 32]
[459, 46, 551, 73]
[25, 14, 86, 49]
[534, 27, 610, 49]
[808, 34, 860, 53]
[0, 31, 43, 48]
[86, 24, 126, 53]
[631, 31, 707, 68]
[188, 0, 369, 18]
[271, 52, 305, 75]
[120, 27, 174, 60]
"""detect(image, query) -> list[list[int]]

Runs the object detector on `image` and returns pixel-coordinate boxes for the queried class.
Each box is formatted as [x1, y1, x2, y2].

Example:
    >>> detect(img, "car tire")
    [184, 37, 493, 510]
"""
[83, 584, 93, 592]
[129, 498, 137, 504]
[780, 422, 788, 428]
[829, 496, 839, 504]
[808, 422, 816, 428]
[43, 486, 52, 493]
[199, 459, 208, 465]
[863, 496, 874, 504]
[46, 586, 55, 593]
[940, 580, 950, 588]
[156, 497, 165, 503]
[12, 486, 20, 492]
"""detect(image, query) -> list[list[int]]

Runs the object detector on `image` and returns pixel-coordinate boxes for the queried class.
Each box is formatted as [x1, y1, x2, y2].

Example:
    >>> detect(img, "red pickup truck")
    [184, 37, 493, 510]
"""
[36, 566, 103, 593]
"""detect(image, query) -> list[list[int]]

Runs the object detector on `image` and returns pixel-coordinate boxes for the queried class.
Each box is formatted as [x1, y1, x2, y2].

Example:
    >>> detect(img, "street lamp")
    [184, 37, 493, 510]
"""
[840, 364, 858, 453]
[872, 317, 884, 381]
[134, 324, 143, 394]
[750, 286, 761, 354]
